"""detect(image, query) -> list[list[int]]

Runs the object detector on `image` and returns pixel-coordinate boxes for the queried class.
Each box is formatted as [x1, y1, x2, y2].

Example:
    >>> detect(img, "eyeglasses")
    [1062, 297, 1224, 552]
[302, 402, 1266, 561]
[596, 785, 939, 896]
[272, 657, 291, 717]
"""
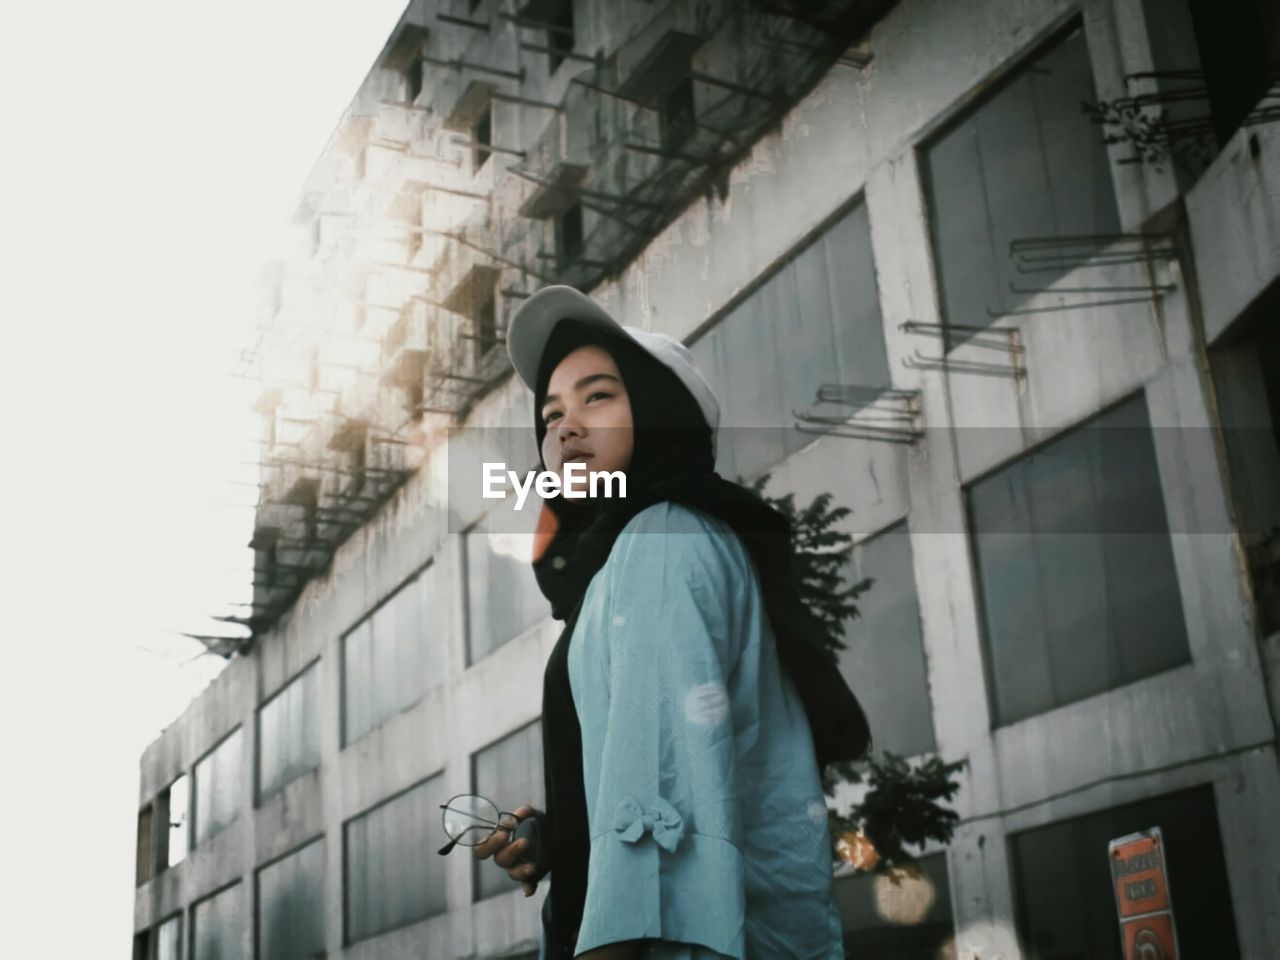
[437, 793, 522, 856]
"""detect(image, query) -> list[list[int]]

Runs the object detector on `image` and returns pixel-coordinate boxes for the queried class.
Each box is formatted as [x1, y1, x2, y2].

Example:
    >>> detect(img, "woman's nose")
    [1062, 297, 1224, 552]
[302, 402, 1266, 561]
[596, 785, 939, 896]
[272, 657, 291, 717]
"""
[554, 406, 584, 439]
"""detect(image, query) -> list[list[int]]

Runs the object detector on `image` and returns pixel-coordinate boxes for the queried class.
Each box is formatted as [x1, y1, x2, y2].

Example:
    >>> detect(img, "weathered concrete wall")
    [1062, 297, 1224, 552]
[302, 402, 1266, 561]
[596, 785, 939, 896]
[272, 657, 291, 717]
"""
[1187, 122, 1280, 346]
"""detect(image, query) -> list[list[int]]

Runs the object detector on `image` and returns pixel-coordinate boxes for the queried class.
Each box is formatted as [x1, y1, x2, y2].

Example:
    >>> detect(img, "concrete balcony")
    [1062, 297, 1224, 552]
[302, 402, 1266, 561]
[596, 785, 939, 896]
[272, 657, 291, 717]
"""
[1186, 122, 1280, 345]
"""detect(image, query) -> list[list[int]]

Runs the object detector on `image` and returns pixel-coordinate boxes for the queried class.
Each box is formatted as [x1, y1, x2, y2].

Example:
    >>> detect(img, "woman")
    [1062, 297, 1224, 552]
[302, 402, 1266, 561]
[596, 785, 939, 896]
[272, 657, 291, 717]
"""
[474, 286, 870, 960]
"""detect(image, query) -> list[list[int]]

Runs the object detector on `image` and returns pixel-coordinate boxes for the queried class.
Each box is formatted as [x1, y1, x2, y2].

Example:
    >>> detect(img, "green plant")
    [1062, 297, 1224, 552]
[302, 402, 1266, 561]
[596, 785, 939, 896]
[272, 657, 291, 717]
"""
[741, 473, 872, 657]
[744, 470, 967, 871]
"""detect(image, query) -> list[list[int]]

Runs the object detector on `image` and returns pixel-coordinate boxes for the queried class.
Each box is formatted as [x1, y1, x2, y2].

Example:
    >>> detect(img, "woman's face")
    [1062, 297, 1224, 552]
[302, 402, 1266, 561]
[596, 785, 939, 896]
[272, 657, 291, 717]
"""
[540, 344, 634, 483]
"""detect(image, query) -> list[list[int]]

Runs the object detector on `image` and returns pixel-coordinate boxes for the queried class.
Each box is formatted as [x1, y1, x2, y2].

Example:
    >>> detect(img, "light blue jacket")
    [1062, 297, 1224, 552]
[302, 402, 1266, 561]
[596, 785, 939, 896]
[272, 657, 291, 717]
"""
[542, 501, 845, 960]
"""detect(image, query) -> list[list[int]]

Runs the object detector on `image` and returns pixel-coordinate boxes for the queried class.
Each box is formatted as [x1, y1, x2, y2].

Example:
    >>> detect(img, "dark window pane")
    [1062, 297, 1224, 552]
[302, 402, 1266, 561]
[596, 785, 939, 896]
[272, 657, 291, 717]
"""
[1183, 0, 1277, 145]
[547, 0, 575, 72]
[923, 25, 1120, 345]
[464, 517, 546, 664]
[659, 76, 695, 149]
[192, 883, 244, 960]
[257, 839, 325, 960]
[689, 199, 889, 479]
[155, 915, 181, 960]
[258, 663, 321, 802]
[836, 521, 936, 756]
[342, 563, 441, 744]
[967, 393, 1191, 725]
[136, 804, 154, 885]
[474, 287, 497, 365]
[1011, 784, 1241, 960]
[474, 107, 491, 171]
[407, 56, 424, 103]
[345, 776, 448, 942]
[193, 729, 242, 845]
[473, 722, 545, 900]
[557, 203, 583, 264]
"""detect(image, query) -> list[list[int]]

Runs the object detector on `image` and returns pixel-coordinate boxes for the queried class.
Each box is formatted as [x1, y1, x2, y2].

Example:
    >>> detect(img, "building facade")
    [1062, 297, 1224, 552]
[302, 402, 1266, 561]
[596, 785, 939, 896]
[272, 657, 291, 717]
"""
[134, 0, 1280, 957]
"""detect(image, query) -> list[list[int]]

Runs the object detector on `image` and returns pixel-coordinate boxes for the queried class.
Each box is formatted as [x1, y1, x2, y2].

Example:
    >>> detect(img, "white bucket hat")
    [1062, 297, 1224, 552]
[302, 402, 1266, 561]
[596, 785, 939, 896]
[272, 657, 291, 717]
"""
[506, 285, 721, 452]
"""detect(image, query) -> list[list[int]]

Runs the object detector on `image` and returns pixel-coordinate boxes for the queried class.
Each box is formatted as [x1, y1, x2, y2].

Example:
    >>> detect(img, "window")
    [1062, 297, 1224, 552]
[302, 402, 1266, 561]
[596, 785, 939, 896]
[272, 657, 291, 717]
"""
[471, 281, 498, 367]
[463, 516, 546, 665]
[136, 804, 155, 886]
[1145, 0, 1279, 182]
[659, 75, 696, 150]
[835, 852, 955, 958]
[258, 663, 321, 802]
[193, 728, 242, 845]
[141, 774, 191, 881]
[155, 914, 181, 960]
[346, 424, 368, 496]
[966, 392, 1191, 726]
[835, 522, 936, 757]
[689, 198, 890, 479]
[345, 775, 448, 942]
[257, 839, 325, 960]
[192, 883, 242, 960]
[547, 0, 575, 73]
[922, 23, 1120, 346]
[555, 201, 583, 266]
[472, 721, 545, 900]
[164, 774, 189, 868]
[406, 55, 425, 104]
[472, 103, 492, 173]
[1011, 784, 1241, 959]
[342, 561, 442, 745]
[254, 529, 281, 592]
[140, 922, 188, 960]
[1209, 282, 1280, 634]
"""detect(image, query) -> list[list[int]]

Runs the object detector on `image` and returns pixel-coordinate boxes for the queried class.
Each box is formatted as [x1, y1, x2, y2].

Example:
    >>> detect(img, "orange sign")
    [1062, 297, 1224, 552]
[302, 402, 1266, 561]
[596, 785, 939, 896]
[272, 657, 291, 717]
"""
[1109, 828, 1180, 960]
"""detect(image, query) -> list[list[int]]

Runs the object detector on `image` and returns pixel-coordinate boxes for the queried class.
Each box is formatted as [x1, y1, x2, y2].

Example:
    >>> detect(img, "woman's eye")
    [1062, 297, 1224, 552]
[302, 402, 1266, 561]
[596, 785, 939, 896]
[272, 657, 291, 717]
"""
[543, 411, 560, 425]
[587, 391, 611, 403]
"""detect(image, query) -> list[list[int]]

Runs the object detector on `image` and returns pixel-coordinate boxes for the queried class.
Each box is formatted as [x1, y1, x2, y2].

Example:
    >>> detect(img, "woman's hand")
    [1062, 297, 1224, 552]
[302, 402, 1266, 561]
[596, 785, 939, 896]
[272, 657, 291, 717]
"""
[471, 804, 545, 896]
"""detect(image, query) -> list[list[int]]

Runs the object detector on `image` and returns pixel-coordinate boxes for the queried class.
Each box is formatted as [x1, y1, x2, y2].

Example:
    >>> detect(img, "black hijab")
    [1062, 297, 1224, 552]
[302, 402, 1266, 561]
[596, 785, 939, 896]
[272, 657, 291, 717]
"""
[530, 319, 870, 954]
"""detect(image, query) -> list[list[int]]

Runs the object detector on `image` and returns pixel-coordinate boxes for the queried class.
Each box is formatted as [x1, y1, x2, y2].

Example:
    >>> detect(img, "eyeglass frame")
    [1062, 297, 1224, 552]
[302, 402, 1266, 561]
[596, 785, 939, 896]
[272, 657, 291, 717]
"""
[437, 792, 524, 856]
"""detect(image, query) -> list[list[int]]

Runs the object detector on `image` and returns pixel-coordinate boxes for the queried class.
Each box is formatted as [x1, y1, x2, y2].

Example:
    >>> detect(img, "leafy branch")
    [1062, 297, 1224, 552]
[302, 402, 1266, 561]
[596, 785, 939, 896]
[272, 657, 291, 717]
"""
[744, 470, 967, 872]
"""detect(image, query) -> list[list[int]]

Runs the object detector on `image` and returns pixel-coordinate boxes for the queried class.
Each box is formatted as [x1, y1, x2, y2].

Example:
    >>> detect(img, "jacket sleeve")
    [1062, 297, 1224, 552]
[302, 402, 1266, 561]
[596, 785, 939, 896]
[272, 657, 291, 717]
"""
[572, 504, 747, 959]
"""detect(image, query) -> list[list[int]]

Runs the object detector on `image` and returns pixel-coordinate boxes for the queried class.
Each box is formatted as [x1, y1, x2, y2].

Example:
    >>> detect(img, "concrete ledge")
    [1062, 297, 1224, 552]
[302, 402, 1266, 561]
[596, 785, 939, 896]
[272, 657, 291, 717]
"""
[1187, 123, 1280, 345]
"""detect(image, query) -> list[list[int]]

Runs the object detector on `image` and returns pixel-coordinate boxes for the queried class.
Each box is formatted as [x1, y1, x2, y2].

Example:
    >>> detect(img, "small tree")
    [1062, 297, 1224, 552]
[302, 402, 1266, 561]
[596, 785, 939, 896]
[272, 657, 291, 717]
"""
[743, 471, 967, 871]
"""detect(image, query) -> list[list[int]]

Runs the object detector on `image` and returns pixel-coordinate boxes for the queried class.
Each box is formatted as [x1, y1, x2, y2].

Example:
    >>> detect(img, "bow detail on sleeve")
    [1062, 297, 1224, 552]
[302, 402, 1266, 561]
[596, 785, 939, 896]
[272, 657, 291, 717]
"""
[611, 795, 686, 853]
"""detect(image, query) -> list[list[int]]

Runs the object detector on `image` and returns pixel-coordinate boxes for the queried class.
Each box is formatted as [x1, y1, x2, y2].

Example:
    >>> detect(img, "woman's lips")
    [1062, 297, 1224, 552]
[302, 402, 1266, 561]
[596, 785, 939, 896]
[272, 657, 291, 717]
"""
[562, 454, 592, 463]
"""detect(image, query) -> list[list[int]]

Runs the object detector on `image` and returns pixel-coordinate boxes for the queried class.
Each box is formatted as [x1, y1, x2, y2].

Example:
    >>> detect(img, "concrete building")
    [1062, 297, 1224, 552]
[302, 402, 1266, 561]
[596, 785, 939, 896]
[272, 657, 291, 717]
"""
[134, 0, 1280, 957]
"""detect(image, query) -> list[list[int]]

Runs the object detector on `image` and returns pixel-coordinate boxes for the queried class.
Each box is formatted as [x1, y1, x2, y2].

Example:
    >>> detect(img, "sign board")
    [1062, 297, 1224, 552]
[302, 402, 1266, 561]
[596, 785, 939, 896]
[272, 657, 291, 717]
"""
[1109, 827, 1180, 960]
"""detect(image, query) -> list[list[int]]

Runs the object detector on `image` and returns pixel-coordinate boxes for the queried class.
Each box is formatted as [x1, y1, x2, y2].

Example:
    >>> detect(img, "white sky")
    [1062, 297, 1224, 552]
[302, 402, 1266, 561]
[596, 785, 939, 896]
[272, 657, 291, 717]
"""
[0, 1, 408, 952]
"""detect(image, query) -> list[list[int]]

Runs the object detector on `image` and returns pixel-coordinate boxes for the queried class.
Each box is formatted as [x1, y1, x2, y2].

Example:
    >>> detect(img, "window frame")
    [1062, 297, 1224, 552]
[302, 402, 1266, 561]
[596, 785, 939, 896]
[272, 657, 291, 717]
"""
[915, 11, 1121, 349]
[190, 725, 243, 848]
[469, 718, 545, 902]
[338, 555, 439, 748]
[254, 834, 326, 960]
[342, 771, 449, 945]
[837, 516, 937, 758]
[546, 0, 576, 74]
[254, 657, 322, 806]
[962, 388, 1192, 728]
[189, 879, 242, 960]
